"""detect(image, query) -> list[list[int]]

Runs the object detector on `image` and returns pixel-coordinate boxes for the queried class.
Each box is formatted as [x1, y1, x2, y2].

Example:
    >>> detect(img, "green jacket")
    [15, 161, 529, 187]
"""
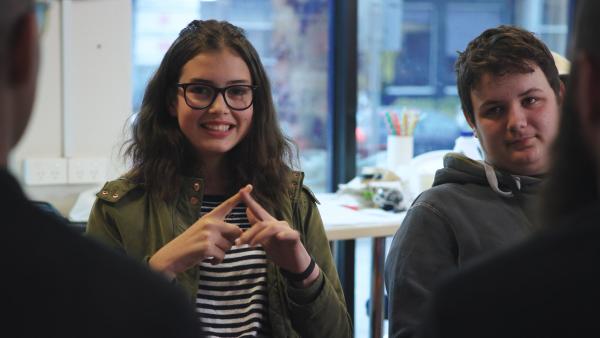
[86, 172, 352, 338]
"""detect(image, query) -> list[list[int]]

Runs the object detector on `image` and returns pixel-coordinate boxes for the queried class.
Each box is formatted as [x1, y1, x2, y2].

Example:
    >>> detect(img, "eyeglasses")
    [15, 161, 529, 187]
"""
[176, 83, 258, 111]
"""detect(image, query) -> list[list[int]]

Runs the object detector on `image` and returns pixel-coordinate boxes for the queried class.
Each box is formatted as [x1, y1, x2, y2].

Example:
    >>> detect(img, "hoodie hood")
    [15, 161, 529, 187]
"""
[432, 152, 543, 197]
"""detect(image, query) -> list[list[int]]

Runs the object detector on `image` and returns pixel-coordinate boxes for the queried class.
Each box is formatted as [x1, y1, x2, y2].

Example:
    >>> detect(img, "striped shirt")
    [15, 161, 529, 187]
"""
[196, 196, 271, 337]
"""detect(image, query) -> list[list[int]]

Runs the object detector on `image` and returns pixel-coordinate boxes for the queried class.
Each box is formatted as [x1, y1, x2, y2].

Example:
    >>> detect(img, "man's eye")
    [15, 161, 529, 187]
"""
[523, 97, 538, 106]
[485, 106, 503, 116]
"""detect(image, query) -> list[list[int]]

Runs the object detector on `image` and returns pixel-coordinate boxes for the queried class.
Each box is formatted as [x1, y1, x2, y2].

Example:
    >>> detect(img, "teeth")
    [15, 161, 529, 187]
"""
[203, 124, 230, 131]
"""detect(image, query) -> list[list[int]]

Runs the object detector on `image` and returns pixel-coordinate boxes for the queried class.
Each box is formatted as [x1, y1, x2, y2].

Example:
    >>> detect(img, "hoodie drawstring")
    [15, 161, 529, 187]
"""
[483, 162, 521, 197]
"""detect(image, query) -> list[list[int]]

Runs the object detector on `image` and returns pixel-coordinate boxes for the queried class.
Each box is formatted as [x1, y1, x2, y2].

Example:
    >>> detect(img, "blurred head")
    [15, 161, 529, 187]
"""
[0, 0, 38, 166]
[570, 0, 600, 171]
[455, 25, 563, 175]
[544, 0, 600, 225]
[126, 20, 293, 206]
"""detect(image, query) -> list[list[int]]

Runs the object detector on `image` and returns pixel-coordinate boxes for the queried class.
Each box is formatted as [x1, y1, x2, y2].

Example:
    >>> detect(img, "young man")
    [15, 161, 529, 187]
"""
[418, 2, 600, 336]
[384, 25, 564, 338]
[0, 1, 198, 336]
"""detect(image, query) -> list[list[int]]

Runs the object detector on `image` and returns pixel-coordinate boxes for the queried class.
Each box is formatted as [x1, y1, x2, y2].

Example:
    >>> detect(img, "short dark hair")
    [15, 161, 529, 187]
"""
[124, 20, 295, 210]
[455, 25, 561, 124]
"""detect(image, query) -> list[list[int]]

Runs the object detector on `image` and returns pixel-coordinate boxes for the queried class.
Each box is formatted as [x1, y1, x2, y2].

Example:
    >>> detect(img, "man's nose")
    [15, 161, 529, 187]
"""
[507, 104, 527, 131]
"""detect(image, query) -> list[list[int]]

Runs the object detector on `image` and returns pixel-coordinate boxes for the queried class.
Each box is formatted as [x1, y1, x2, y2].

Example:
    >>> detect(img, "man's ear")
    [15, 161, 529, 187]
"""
[574, 52, 600, 146]
[10, 12, 38, 86]
[558, 79, 566, 106]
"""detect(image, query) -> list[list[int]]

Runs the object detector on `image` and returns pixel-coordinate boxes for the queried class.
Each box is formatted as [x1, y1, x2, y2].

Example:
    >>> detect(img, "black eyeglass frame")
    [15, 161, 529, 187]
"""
[176, 83, 259, 111]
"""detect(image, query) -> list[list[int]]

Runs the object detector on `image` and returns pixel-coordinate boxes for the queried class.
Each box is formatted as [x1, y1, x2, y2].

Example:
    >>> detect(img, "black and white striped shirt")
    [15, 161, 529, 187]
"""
[196, 196, 271, 337]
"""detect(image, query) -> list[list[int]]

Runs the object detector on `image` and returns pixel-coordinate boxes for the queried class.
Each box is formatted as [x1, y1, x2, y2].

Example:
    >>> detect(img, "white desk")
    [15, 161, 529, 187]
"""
[317, 193, 406, 240]
[316, 193, 405, 338]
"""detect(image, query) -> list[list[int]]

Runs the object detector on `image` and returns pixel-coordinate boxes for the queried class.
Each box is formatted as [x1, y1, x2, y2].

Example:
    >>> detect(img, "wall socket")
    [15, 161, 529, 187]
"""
[23, 158, 68, 185]
[67, 157, 108, 184]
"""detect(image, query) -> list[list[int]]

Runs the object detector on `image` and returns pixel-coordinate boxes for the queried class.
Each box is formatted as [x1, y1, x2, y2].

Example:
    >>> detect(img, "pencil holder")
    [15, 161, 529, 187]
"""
[387, 135, 413, 170]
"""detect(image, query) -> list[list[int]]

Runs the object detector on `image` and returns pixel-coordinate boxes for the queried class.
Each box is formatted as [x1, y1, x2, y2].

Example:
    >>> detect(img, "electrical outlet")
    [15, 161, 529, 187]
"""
[67, 157, 108, 184]
[22, 158, 68, 185]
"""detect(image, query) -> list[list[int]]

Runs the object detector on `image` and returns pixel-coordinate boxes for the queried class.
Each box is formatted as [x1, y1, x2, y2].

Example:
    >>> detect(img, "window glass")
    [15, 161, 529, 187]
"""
[132, 0, 330, 191]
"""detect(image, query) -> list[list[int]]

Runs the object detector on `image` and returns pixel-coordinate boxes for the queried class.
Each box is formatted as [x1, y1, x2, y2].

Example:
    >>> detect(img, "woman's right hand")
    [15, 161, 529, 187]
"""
[148, 185, 252, 280]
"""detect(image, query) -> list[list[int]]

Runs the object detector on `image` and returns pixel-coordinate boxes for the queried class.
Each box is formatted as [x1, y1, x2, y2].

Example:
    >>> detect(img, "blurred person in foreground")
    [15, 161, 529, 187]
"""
[384, 25, 565, 338]
[418, 1, 600, 337]
[0, 1, 198, 336]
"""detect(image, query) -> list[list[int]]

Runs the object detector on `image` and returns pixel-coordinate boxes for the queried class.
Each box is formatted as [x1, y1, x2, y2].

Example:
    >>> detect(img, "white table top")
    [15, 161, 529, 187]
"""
[315, 193, 406, 241]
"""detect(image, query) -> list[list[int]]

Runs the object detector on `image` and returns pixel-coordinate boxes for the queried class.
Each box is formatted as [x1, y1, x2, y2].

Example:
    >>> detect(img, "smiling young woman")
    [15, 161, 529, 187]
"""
[86, 20, 351, 338]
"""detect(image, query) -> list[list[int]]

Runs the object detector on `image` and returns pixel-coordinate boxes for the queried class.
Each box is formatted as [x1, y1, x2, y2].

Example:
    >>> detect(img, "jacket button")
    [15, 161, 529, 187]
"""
[192, 182, 201, 191]
[101, 190, 108, 195]
[112, 193, 119, 199]
[190, 196, 199, 205]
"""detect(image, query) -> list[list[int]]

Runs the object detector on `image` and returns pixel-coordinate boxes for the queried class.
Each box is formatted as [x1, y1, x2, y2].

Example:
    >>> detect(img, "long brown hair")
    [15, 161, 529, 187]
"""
[123, 20, 295, 211]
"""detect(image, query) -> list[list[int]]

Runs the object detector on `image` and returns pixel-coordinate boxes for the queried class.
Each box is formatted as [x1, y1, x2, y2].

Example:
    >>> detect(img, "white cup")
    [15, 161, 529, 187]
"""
[387, 135, 413, 171]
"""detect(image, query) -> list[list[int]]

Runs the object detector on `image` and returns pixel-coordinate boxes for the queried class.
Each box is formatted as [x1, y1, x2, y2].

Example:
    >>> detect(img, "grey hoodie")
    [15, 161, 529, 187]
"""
[384, 152, 543, 338]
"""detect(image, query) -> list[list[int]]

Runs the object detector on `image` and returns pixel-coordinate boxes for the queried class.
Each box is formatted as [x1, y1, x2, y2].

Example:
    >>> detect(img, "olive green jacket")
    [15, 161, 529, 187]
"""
[86, 172, 352, 338]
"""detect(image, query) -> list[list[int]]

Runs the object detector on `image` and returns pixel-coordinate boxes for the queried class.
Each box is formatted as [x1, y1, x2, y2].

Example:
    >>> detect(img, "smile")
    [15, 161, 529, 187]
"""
[201, 123, 233, 131]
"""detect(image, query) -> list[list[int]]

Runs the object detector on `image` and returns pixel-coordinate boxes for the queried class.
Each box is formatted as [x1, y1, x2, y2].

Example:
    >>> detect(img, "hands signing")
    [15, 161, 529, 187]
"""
[149, 185, 252, 279]
[149, 184, 318, 286]
[236, 189, 319, 286]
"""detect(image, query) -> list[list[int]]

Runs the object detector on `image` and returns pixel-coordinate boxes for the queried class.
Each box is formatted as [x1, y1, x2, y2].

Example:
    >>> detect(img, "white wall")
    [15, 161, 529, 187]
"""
[10, 0, 133, 216]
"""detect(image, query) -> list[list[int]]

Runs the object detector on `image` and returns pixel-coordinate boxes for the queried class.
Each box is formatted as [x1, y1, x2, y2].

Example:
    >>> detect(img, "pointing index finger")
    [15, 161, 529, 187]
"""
[240, 189, 276, 222]
[207, 185, 252, 219]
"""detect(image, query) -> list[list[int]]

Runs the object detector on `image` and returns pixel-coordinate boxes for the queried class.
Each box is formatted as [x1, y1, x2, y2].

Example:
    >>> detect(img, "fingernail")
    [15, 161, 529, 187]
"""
[245, 184, 253, 192]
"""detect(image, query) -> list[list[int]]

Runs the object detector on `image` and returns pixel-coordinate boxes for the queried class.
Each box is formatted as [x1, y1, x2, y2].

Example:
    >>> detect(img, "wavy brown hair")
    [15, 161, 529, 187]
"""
[123, 20, 295, 211]
[455, 25, 561, 124]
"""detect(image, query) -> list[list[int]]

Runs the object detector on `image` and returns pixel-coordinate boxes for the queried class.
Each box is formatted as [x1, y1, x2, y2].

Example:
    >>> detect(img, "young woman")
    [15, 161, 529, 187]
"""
[86, 20, 351, 338]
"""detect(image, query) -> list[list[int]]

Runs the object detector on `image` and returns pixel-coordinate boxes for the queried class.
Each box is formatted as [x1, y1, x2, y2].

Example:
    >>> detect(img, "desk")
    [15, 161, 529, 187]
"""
[316, 193, 405, 338]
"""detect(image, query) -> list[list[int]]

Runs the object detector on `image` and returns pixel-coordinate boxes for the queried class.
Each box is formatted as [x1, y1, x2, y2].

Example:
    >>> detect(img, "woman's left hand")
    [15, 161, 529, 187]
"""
[236, 189, 320, 287]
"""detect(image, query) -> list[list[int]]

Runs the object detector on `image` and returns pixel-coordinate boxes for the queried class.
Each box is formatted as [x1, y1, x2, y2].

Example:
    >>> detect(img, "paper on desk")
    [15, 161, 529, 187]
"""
[316, 193, 404, 227]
